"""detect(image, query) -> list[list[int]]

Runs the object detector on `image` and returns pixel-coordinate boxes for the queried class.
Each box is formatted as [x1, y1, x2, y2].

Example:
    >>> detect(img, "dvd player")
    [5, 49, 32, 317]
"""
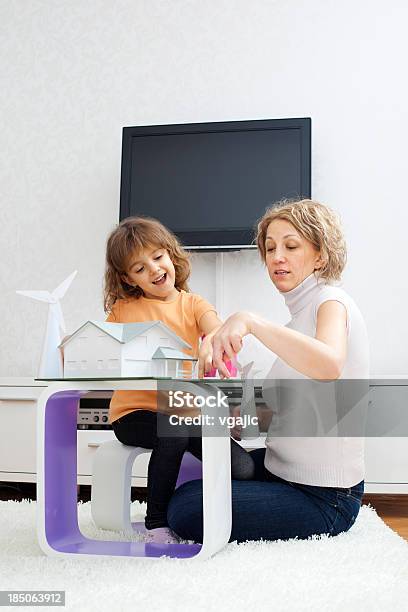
[77, 384, 264, 429]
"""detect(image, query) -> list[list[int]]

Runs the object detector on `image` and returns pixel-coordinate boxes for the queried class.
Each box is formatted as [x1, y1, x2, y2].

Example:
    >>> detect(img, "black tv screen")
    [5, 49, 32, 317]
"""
[120, 118, 311, 250]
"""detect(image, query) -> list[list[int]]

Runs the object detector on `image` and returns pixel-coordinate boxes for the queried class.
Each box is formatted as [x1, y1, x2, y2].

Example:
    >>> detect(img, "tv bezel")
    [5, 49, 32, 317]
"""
[120, 117, 311, 250]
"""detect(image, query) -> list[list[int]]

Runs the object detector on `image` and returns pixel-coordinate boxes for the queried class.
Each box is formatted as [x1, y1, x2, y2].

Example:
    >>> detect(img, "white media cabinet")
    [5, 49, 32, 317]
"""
[1, 377, 407, 494]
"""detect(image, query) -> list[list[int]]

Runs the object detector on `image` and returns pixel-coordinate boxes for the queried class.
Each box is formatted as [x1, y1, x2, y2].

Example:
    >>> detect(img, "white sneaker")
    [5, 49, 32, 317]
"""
[145, 527, 179, 544]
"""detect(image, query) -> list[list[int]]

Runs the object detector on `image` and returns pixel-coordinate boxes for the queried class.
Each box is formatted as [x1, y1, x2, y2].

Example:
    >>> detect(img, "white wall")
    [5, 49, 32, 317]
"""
[1, 0, 407, 377]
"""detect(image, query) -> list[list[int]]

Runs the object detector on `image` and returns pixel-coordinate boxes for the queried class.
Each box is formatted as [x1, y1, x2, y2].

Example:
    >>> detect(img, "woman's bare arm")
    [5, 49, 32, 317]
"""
[212, 300, 347, 380]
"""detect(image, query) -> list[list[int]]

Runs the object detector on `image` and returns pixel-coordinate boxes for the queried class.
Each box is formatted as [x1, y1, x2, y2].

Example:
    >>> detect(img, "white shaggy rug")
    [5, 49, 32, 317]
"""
[0, 500, 407, 612]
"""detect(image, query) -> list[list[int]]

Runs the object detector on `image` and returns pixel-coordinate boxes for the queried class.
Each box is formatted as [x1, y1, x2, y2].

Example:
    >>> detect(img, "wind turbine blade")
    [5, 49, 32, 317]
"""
[16, 290, 53, 303]
[238, 361, 254, 378]
[52, 270, 77, 300]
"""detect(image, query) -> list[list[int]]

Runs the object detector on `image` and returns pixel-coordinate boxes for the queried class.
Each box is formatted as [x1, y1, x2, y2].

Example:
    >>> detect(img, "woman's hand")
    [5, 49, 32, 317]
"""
[211, 312, 253, 378]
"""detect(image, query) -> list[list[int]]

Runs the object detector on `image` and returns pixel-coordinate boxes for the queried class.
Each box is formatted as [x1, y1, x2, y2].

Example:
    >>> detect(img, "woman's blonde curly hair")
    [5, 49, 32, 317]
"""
[256, 199, 347, 282]
[104, 216, 191, 313]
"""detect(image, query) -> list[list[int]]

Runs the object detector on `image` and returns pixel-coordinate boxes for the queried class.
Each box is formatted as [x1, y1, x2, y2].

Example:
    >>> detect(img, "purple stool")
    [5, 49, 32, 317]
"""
[36, 381, 232, 560]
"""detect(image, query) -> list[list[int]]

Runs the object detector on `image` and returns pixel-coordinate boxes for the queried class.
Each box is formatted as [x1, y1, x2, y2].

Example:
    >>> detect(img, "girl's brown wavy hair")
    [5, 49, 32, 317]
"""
[104, 216, 191, 313]
[256, 199, 347, 282]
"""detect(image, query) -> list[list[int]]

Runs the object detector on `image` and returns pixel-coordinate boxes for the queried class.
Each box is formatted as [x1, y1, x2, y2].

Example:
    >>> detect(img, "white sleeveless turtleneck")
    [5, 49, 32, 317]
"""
[263, 273, 369, 488]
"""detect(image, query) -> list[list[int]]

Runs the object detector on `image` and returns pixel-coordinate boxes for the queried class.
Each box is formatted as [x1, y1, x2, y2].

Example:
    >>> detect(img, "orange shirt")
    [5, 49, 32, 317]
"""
[107, 290, 215, 423]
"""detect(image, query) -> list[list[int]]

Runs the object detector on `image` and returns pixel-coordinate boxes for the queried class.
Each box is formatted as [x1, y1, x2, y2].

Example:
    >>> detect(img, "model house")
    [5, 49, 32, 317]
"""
[59, 320, 197, 378]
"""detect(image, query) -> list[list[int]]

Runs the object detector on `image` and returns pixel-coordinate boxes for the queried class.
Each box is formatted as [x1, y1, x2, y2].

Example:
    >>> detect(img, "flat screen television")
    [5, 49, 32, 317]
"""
[120, 118, 311, 250]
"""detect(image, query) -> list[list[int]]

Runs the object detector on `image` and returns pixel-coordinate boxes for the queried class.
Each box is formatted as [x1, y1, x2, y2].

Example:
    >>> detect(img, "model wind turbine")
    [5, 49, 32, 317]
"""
[16, 271, 77, 378]
[237, 360, 262, 440]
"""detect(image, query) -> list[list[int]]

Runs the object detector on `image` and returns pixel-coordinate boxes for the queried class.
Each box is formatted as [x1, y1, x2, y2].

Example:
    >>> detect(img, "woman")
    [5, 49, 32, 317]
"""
[167, 199, 369, 543]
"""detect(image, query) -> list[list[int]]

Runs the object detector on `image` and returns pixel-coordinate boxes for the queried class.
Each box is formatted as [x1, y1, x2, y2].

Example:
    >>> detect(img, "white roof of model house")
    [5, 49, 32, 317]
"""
[152, 347, 197, 361]
[59, 320, 191, 350]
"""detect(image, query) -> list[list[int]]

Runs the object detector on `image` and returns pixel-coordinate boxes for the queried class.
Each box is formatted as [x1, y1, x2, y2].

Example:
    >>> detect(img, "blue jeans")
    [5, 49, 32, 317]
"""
[113, 410, 254, 529]
[167, 448, 364, 543]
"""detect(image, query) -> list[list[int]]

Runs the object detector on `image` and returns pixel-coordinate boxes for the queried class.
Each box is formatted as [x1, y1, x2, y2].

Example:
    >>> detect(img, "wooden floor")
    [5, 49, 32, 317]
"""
[363, 494, 408, 541]
[1, 483, 407, 541]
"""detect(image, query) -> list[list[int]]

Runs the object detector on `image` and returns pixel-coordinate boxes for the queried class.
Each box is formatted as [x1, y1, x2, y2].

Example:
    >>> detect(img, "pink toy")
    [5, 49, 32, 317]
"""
[204, 360, 237, 378]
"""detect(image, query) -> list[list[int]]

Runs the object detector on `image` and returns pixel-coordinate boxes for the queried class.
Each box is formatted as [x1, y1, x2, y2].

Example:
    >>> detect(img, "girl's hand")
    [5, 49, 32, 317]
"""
[198, 337, 215, 378]
[211, 312, 252, 378]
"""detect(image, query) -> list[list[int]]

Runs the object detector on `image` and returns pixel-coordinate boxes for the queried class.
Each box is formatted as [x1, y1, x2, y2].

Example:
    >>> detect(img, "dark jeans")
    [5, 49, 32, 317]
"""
[167, 447, 364, 543]
[112, 410, 254, 529]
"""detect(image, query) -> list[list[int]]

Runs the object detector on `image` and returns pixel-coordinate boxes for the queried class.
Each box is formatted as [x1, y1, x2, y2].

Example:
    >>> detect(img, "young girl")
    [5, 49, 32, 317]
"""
[104, 216, 253, 544]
